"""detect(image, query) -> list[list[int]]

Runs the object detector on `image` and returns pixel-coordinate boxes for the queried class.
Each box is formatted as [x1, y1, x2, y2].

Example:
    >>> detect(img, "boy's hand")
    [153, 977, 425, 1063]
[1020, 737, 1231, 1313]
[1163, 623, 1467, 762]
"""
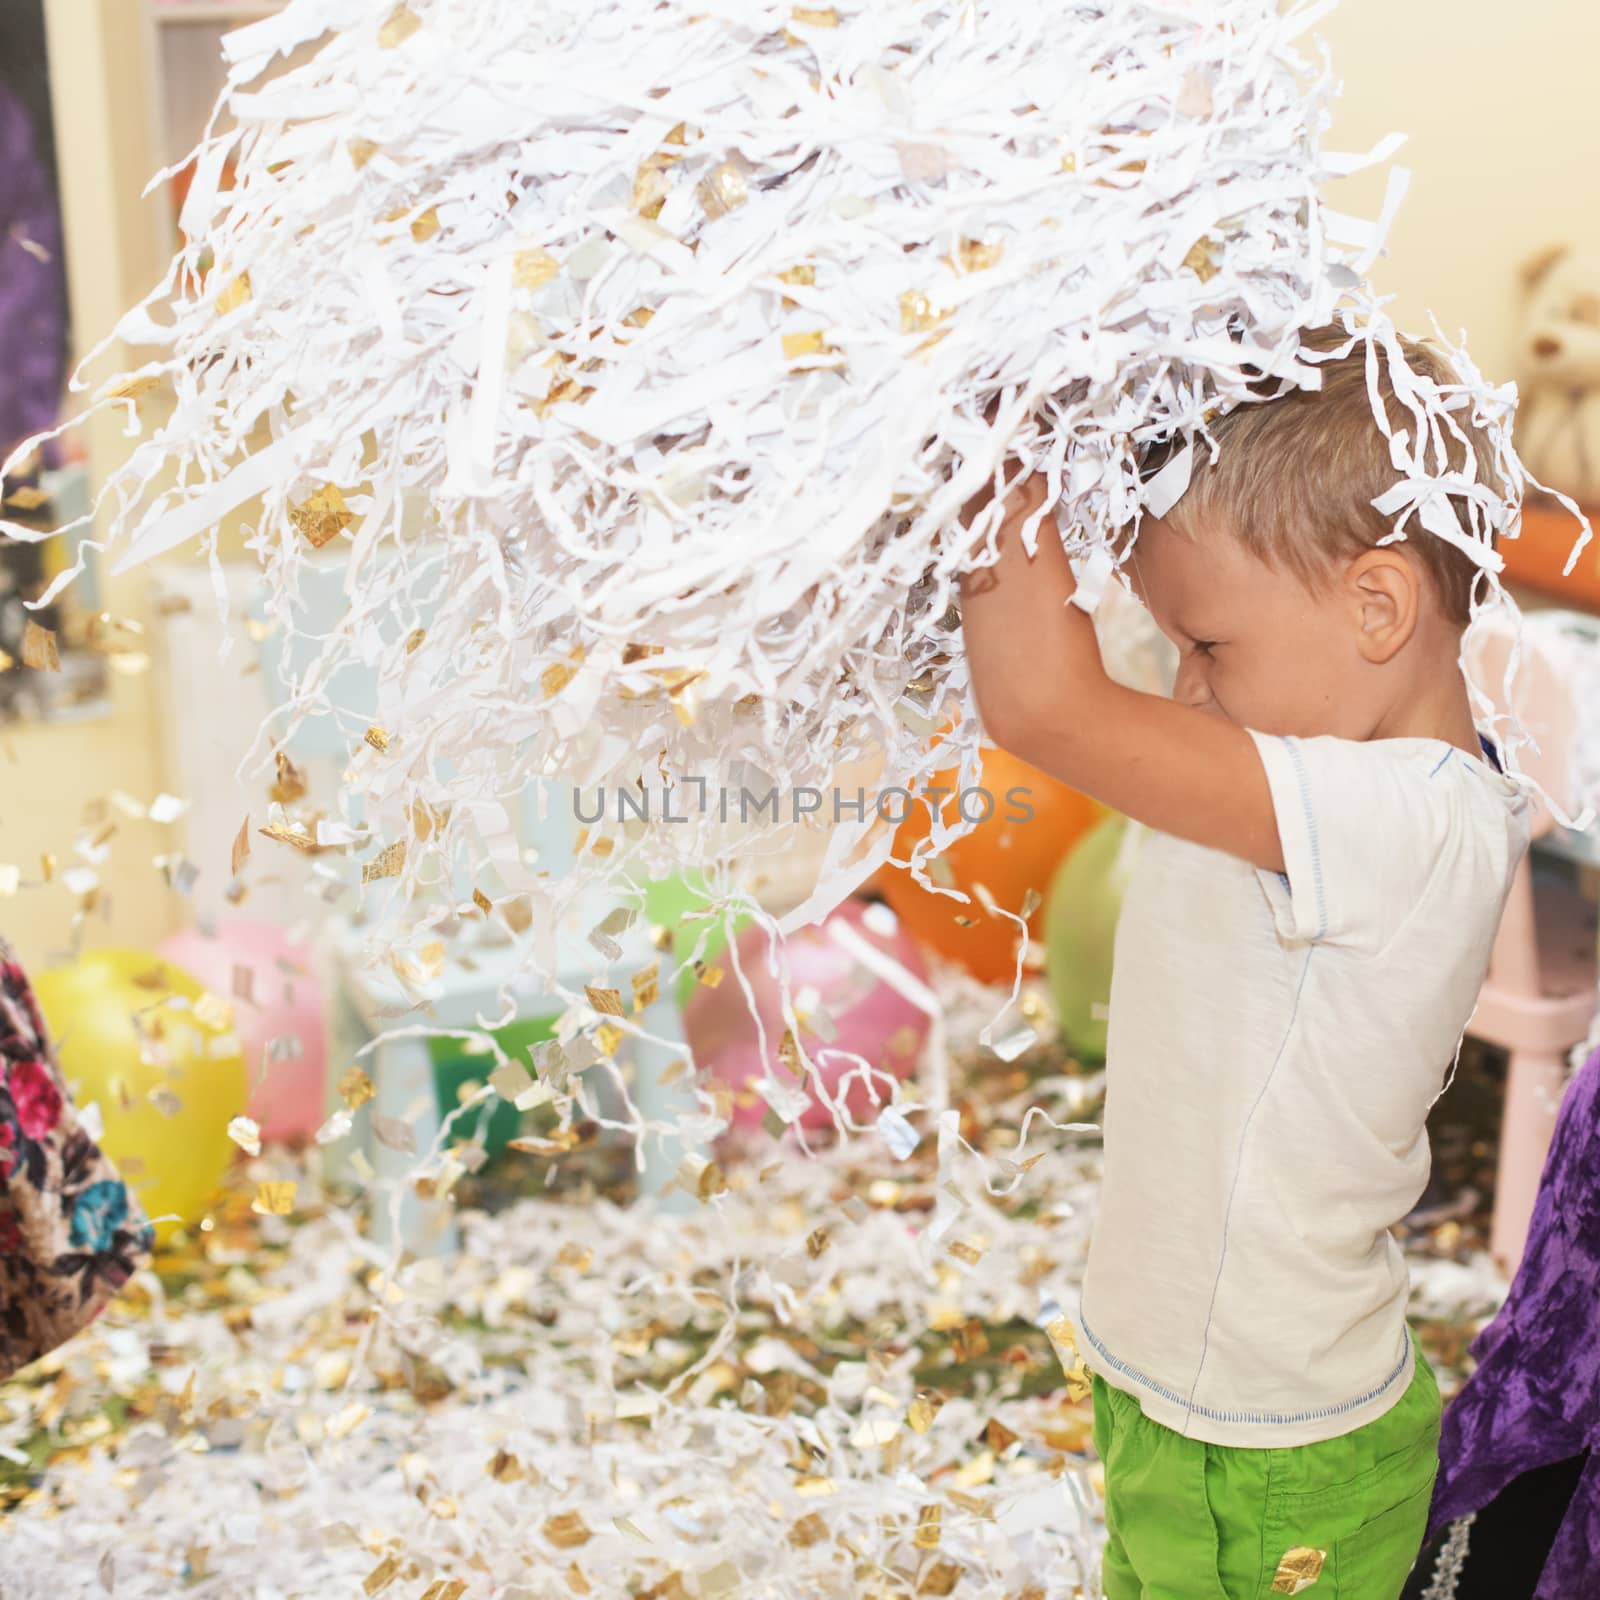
[956, 463, 1284, 875]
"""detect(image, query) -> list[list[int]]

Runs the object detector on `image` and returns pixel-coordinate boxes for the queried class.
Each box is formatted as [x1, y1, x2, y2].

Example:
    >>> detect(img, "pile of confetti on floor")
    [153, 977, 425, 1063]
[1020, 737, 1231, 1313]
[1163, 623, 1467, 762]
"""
[0, 983, 1511, 1600]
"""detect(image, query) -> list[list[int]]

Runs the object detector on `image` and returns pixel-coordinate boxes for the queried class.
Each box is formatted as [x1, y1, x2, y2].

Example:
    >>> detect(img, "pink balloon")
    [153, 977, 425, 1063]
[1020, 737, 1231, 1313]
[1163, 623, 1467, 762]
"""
[684, 897, 932, 1138]
[157, 920, 328, 1144]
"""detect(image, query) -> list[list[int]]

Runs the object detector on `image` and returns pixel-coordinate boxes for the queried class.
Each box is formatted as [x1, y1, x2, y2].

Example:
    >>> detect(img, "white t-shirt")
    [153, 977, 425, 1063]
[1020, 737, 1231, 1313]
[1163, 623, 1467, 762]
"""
[1078, 732, 1530, 1448]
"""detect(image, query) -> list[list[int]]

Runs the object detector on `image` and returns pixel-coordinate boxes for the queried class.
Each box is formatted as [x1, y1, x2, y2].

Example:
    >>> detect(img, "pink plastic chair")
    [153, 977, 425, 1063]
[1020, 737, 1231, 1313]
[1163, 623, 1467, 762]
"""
[1465, 621, 1598, 1274]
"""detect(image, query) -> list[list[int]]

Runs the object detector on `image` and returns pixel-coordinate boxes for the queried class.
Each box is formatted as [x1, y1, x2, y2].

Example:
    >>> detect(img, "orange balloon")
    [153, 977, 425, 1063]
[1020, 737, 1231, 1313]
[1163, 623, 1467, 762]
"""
[875, 747, 1101, 982]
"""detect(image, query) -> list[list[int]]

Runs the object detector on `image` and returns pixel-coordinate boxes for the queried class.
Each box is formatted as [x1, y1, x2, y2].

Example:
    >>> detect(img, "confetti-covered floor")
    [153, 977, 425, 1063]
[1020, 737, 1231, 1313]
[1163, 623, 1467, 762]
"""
[0, 1000, 1512, 1600]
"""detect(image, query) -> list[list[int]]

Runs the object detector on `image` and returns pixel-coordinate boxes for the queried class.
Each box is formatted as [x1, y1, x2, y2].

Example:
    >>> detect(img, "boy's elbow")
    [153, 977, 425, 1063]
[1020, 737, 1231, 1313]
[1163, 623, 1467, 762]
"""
[972, 686, 1044, 766]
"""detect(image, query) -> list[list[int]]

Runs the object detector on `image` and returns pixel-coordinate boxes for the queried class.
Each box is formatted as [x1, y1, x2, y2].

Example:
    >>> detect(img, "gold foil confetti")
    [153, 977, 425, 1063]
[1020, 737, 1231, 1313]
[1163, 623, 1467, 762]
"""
[363, 840, 406, 882]
[361, 726, 391, 755]
[487, 1448, 526, 1482]
[630, 964, 660, 1010]
[953, 237, 1005, 273]
[985, 1417, 1019, 1453]
[900, 291, 951, 335]
[693, 960, 724, 989]
[1271, 1548, 1327, 1594]
[952, 1319, 989, 1361]
[411, 798, 449, 841]
[920, 1562, 962, 1597]
[290, 484, 355, 549]
[216, 273, 252, 315]
[806, 1227, 830, 1258]
[328, 1408, 371, 1446]
[778, 264, 815, 289]
[106, 374, 163, 402]
[251, 1181, 296, 1216]
[542, 656, 581, 698]
[271, 751, 308, 803]
[914, 1504, 942, 1549]
[784, 1513, 827, 1549]
[363, 1553, 402, 1595]
[791, 5, 839, 23]
[378, 3, 421, 47]
[348, 137, 379, 169]
[676, 1153, 728, 1199]
[3, 485, 48, 511]
[698, 158, 751, 219]
[543, 1511, 593, 1549]
[948, 1238, 985, 1265]
[230, 816, 250, 876]
[594, 1021, 625, 1057]
[339, 1066, 376, 1110]
[1045, 1315, 1078, 1356]
[585, 984, 625, 1017]
[472, 886, 493, 914]
[420, 1583, 466, 1600]
[258, 822, 317, 853]
[411, 206, 442, 242]
[907, 1390, 945, 1433]
[782, 329, 829, 360]
[514, 247, 561, 289]
[21, 622, 58, 672]
[632, 164, 672, 220]
[1183, 236, 1221, 282]
[227, 1116, 261, 1156]
[794, 1475, 835, 1497]
[404, 626, 426, 653]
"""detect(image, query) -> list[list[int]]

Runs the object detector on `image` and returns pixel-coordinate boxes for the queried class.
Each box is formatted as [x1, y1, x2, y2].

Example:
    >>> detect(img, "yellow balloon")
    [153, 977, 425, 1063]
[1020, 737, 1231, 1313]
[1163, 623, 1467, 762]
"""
[33, 949, 247, 1243]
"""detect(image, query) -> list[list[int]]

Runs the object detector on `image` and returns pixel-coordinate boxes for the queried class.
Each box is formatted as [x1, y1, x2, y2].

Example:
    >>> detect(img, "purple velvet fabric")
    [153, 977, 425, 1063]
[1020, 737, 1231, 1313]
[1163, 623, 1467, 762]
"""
[1425, 1044, 1600, 1597]
[0, 83, 67, 462]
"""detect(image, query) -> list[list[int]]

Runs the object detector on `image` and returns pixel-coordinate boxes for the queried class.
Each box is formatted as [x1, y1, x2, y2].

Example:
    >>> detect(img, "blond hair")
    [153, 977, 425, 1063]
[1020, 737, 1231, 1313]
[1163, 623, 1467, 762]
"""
[1155, 325, 1499, 626]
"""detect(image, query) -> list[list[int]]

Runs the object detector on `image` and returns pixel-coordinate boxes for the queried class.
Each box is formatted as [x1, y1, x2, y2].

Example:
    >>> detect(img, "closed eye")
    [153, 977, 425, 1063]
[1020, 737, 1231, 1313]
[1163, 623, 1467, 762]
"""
[1190, 640, 1217, 657]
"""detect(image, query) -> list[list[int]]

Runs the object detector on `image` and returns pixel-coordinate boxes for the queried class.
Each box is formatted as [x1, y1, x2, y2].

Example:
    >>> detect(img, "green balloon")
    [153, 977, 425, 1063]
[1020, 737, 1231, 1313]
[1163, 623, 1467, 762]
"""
[639, 872, 746, 1008]
[1044, 814, 1140, 1062]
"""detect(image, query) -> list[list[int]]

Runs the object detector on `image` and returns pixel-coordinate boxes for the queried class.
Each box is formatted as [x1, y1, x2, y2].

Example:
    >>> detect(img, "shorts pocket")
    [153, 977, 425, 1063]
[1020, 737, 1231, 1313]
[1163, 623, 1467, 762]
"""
[1328, 1479, 1434, 1600]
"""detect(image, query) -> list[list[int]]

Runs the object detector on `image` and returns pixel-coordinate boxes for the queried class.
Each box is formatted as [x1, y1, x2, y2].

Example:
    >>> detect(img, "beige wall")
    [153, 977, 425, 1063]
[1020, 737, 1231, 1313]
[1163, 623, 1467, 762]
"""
[7, 1, 174, 969]
[1317, 0, 1600, 383]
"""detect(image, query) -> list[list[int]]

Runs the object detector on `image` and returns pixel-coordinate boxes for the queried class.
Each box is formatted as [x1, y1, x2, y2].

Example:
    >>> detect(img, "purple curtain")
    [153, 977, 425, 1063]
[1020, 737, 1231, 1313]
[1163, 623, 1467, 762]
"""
[0, 81, 68, 466]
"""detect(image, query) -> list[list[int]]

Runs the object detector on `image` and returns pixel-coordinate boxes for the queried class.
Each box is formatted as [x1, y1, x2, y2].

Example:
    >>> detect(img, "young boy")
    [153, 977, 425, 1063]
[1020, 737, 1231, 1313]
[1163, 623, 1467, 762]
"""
[958, 328, 1531, 1599]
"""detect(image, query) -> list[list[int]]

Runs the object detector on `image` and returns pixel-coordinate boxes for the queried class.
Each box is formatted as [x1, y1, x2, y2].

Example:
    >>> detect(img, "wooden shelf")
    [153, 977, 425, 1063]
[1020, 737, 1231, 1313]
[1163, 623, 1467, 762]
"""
[151, 2, 283, 23]
[1504, 500, 1600, 613]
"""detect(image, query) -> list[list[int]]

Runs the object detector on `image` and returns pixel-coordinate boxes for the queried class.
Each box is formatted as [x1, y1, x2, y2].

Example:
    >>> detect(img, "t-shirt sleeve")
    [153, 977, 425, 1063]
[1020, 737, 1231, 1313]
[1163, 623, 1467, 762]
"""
[1247, 731, 1456, 951]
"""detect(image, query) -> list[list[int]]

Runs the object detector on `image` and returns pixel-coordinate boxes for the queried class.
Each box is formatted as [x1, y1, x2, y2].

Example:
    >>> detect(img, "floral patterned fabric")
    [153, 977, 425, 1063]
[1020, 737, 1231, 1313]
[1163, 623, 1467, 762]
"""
[0, 937, 152, 1381]
[1422, 1044, 1600, 1598]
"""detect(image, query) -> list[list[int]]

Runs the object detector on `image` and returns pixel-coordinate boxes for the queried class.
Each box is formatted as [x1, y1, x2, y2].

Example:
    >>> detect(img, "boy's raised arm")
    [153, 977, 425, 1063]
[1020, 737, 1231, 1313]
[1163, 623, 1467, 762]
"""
[958, 468, 1285, 874]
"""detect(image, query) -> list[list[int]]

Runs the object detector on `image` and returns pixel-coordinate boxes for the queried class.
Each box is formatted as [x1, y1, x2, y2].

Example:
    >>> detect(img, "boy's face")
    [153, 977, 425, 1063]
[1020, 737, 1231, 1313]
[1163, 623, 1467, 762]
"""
[1128, 516, 1376, 740]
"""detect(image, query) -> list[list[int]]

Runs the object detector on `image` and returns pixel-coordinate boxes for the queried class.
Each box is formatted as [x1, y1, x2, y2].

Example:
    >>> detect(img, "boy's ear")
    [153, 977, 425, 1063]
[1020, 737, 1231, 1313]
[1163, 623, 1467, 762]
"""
[1345, 548, 1418, 664]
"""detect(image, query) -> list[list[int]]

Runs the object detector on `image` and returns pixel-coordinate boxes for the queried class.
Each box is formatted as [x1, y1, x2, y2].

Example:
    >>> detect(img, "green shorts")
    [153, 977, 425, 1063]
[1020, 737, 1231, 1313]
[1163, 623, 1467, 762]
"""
[1092, 1340, 1441, 1599]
